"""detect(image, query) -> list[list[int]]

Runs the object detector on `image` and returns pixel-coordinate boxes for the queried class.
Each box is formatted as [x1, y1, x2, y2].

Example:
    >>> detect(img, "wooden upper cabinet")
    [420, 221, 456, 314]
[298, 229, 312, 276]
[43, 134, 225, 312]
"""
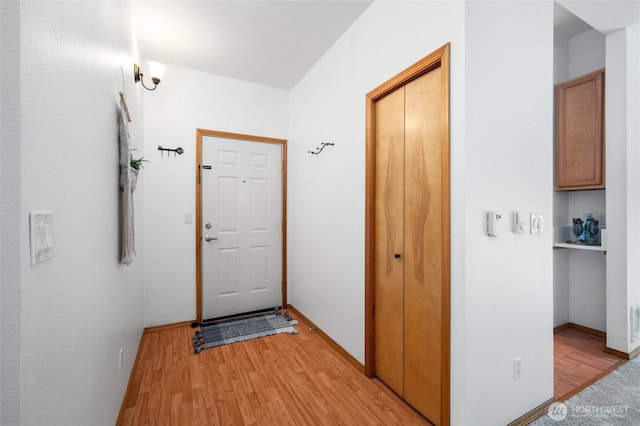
[555, 69, 605, 190]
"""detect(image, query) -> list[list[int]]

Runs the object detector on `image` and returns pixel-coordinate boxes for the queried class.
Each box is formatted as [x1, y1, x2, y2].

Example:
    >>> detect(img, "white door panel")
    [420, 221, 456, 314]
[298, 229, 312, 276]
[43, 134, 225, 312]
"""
[202, 136, 282, 320]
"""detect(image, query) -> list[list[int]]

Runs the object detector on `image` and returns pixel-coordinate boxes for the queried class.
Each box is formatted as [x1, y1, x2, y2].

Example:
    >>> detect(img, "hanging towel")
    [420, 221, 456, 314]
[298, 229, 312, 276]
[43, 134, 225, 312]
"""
[118, 92, 136, 265]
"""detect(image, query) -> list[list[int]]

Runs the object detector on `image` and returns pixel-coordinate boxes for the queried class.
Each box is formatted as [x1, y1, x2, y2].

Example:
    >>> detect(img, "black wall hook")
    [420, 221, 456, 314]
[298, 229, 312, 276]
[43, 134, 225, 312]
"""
[158, 145, 184, 156]
[308, 142, 334, 155]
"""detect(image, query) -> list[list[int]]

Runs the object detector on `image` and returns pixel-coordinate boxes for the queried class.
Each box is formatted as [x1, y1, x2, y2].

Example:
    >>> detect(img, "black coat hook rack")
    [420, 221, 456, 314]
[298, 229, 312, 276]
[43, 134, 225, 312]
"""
[308, 142, 334, 155]
[158, 145, 184, 156]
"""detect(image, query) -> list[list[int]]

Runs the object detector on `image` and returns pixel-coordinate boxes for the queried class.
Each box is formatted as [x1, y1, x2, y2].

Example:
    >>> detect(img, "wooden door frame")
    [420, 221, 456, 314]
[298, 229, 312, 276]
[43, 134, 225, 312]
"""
[195, 129, 288, 323]
[364, 44, 450, 424]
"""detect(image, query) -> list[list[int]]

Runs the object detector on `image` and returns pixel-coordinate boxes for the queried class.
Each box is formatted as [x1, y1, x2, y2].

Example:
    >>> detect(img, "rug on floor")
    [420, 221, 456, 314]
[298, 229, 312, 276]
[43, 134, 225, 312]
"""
[529, 355, 640, 425]
[193, 311, 298, 353]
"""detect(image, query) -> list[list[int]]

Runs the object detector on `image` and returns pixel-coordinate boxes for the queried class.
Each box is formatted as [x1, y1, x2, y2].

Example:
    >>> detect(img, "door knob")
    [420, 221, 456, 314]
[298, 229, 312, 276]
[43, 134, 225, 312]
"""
[394, 253, 401, 259]
[205, 235, 218, 242]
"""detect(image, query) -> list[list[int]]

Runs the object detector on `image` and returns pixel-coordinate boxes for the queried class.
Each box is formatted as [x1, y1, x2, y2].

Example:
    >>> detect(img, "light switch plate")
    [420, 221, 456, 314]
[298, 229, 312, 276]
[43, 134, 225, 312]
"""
[29, 211, 54, 265]
[513, 212, 526, 233]
[530, 213, 543, 235]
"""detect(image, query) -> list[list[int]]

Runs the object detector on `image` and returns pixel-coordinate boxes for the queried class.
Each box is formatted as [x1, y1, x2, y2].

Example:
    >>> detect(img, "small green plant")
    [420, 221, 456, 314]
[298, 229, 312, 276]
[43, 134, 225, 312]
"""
[130, 150, 150, 170]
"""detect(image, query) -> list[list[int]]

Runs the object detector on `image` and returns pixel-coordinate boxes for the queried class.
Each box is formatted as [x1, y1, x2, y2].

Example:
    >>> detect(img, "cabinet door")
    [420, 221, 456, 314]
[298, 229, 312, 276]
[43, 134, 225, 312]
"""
[555, 69, 604, 190]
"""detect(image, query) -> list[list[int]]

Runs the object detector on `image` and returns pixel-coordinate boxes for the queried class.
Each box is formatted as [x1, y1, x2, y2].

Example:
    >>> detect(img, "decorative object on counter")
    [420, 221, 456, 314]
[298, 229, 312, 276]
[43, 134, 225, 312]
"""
[583, 213, 592, 242]
[586, 216, 600, 243]
[158, 145, 184, 156]
[567, 214, 601, 245]
[308, 142, 334, 155]
[572, 218, 584, 242]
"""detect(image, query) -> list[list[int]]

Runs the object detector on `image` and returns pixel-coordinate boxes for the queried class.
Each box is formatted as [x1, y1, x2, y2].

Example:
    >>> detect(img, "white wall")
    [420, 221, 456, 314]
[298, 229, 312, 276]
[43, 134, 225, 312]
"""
[0, 1, 22, 424]
[464, 1, 554, 424]
[553, 28, 570, 329]
[632, 22, 640, 351]
[18, 2, 144, 424]
[568, 191, 606, 330]
[606, 26, 640, 353]
[142, 64, 289, 327]
[288, 0, 465, 387]
[554, 31, 569, 83]
[553, 29, 571, 327]
[631, 22, 640, 352]
[568, 28, 606, 78]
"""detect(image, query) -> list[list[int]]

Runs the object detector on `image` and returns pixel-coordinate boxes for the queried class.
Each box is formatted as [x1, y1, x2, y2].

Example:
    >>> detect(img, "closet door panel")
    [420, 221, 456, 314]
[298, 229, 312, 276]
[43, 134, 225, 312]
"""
[403, 67, 443, 422]
[374, 86, 406, 396]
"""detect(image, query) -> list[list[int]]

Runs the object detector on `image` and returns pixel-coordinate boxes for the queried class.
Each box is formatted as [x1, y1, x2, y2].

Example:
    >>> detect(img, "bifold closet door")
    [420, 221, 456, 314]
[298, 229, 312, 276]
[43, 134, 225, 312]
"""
[373, 66, 444, 424]
[403, 66, 443, 422]
[374, 84, 405, 397]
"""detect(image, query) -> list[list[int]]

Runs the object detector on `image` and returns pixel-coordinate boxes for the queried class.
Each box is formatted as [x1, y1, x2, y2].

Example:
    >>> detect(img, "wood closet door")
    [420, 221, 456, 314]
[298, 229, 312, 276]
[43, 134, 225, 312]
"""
[373, 67, 444, 425]
[403, 67, 443, 423]
[374, 85, 405, 397]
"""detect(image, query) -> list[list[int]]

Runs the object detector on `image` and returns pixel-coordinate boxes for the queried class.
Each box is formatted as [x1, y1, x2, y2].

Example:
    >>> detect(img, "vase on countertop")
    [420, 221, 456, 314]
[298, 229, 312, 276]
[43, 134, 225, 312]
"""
[587, 218, 600, 243]
[572, 218, 584, 242]
[583, 214, 592, 242]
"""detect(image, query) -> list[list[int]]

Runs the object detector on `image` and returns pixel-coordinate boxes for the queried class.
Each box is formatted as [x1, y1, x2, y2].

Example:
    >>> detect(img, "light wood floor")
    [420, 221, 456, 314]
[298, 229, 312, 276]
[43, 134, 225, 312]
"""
[118, 313, 429, 425]
[554, 325, 626, 401]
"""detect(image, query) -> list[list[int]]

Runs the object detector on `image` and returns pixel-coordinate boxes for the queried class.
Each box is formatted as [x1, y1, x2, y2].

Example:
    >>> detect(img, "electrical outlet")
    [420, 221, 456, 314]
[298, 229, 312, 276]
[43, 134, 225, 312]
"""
[119, 348, 124, 374]
[513, 357, 522, 380]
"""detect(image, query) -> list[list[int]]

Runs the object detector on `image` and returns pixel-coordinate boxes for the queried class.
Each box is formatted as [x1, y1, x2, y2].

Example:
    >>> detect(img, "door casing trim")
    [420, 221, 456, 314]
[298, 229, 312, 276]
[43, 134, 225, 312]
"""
[195, 129, 288, 323]
[364, 43, 451, 425]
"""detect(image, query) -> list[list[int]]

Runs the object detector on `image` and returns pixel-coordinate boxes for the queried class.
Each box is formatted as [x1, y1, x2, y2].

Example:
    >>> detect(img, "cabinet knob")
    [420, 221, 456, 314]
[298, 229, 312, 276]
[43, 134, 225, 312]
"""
[394, 253, 401, 259]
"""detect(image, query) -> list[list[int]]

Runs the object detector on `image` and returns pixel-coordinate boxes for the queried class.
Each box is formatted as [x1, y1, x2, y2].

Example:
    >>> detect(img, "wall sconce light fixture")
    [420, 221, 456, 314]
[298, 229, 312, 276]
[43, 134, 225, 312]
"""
[134, 61, 166, 91]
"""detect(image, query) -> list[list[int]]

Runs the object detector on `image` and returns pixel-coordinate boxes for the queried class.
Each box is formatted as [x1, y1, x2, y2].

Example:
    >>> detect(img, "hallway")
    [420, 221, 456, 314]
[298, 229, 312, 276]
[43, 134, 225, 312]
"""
[118, 312, 428, 425]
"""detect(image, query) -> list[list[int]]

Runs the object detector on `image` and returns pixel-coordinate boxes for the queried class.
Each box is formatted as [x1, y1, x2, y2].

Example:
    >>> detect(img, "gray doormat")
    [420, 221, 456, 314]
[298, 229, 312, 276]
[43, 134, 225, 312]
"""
[193, 311, 297, 353]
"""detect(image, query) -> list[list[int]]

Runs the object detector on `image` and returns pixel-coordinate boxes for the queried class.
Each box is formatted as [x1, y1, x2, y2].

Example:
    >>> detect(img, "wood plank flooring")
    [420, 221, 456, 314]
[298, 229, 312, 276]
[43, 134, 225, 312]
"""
[554, 325, 626, 401]
[118, 314, 429, 425]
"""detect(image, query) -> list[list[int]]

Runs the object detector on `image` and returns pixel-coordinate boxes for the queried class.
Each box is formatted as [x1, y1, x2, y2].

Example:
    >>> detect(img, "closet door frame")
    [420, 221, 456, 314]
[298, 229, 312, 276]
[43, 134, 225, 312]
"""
[364, 43, 450, 424]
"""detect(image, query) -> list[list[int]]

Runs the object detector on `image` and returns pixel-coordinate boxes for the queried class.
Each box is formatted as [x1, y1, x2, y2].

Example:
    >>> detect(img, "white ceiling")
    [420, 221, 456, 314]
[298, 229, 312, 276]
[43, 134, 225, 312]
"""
[133, 1, 638, 90]
[557, 0, 639, 35]
[554, 3, 593, 38]
[132, 0, 373, 90]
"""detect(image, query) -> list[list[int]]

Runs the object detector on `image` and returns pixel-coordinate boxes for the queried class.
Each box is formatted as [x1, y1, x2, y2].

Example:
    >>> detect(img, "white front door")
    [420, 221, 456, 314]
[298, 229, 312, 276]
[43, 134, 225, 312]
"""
[201, 136, 283, 320]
